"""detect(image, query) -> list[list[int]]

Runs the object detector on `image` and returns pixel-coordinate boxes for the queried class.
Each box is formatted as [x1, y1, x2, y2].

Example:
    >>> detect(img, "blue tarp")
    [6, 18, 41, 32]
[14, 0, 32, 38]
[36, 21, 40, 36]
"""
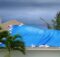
[0, 25, 60, 47]
[11, 25, 60, 47]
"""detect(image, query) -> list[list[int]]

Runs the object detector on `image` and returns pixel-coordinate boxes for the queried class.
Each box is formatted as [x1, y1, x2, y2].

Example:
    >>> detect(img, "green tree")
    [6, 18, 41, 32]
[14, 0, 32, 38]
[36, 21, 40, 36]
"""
[0, 28, 25, 57]
[52, 12, 60, 30]
[40, 12, 60, 29]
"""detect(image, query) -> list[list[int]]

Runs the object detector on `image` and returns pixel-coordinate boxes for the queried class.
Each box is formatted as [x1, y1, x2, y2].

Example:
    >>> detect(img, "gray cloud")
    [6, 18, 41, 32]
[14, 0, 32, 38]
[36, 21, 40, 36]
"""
[0, 0, 60, 28]
[0, 0, 60, 5]
[0, 0, 60, 8]
[0, 0, 60, 3]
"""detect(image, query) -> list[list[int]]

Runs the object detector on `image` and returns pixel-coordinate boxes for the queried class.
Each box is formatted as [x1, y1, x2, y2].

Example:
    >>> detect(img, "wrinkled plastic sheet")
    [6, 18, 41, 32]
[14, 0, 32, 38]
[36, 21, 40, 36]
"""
[0, 25, 60, 47]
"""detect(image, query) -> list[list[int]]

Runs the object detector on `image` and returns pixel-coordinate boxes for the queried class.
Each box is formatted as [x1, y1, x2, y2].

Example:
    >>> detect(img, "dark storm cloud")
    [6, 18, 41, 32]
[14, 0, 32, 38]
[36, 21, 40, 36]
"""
[0, 0, 60, 28]
[0, 0, 60, 8]
[0, 0, 60, 3]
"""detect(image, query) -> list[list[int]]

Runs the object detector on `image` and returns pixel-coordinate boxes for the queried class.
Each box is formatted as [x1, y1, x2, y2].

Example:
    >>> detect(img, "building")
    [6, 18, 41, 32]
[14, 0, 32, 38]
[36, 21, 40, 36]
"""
[0, 20, 23, 30]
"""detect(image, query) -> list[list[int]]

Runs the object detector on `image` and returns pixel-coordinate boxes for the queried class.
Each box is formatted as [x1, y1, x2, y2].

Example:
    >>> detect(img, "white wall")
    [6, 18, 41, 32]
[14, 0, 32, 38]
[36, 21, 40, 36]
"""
[0, 49, 60, 57]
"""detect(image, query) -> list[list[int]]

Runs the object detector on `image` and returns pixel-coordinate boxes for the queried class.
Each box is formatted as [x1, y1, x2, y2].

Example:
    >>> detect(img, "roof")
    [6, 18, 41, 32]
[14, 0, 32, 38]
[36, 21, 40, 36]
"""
[0, 20, 23, 30]
[3, 20, 22, 25]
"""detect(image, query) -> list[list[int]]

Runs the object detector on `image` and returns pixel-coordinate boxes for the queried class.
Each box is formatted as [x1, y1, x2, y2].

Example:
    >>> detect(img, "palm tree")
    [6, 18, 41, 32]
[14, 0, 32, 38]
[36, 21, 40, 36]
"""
[0, 30, 25, 57]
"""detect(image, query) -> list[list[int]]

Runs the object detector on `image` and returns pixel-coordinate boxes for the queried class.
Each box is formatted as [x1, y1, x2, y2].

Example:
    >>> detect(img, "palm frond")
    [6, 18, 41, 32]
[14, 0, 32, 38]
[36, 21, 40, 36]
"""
[13, 34, 22, 40]
[0, 26, 26, 56]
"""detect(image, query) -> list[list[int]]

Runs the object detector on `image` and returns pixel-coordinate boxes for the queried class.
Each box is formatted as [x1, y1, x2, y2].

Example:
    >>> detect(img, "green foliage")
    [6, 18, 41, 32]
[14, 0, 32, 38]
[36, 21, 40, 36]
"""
[55, 12, 60, 29]
[0, 26, 2, 30]
[40, 12, 60, 30]
[52, 12, 60, 30]
[0, 28, 25, 57]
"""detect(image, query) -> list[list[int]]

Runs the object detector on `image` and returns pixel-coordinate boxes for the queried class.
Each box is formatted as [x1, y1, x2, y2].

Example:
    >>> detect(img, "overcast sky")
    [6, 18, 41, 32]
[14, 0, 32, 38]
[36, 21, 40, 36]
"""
[0, 0, 60, 28]
[0, 0, 60, 3]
